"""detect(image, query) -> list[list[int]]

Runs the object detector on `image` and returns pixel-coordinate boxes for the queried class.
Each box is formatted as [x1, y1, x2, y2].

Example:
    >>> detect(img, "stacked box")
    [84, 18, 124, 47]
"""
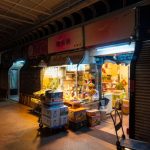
[41, 104, 68, 128]
[42, 105, 60, 118]
[86, 109, 100, 117]
[60, 105, 68, 116]
[86, 109, 100, 127]
[45, 90, 63, 103]
[69, 120, 87, 131]
[60, 115, 68, 126]
[42, 115, 59, 128]
[41, 91, 68, 128]
[100, 109, 107, 121]
[88, 116, 100, 127]
[60, 105, 68, 125]
[68, 108, 87, 123]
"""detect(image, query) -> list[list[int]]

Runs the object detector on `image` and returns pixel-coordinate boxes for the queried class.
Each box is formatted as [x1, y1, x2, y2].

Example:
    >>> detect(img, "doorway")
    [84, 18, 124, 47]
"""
[90, 42, 135, 136]
[8, 60, 25, 101]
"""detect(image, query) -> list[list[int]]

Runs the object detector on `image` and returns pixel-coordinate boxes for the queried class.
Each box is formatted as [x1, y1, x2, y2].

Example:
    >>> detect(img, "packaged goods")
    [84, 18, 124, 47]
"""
[45, 90, 63, 103]
[86, 109, 100, 117]
[42, 105, 60, 119]
[88, 116, 100, 127]
[60, 105, 68, 116]
[60, 115, 68, 126]
[68, 108, 87, 123]
[42, 115, 59, 128]
[122, 99, 129, 115]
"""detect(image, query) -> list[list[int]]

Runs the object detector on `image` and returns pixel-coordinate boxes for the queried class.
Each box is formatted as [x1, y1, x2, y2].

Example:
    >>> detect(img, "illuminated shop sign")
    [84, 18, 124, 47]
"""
[25, 39, 48, 58]
[48, 28, 83, 53]
[56, 38, 71, 47]
[85, 9, 135, 47]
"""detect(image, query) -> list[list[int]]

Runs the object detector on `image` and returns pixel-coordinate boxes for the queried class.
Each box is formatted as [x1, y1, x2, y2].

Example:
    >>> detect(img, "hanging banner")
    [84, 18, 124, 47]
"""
[48, 27, 83, 53]
[85, 9, 135, 47]
[25, 39, 48, 59]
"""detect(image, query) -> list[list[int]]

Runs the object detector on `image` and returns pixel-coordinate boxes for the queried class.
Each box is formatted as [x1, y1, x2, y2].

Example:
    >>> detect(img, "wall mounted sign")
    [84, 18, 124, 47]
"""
[24, 39, 48, 59]
[48, 27, 83, 53]
[85, 9, 135, 47]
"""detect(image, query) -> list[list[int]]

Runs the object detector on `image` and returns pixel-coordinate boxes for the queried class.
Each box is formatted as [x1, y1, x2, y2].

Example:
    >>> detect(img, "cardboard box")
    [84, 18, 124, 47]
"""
[60, 115, 68, 126]
[81, 101, 99, 110]
[122, 99, 129, 115]
[68, 107, 86, 123]
[88, 116, 100, 127]
[100, 109, 107, 120]
[42, 105, 60, 119]
[42, 115, 60, 128]
[86, 109, 100, 117]
[60, 105, 68, 116]
[69, 120, 87, 131]
[45, 91, 63, 99]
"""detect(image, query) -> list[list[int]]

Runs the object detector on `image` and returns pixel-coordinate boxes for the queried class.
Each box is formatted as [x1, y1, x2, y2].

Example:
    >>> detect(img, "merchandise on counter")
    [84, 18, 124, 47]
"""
[88, 115, 100, 127]
[65, 100, 81, 109]
[68, 107, 87, 123]
[86, 109, 100, 117]
[80, 101, 99, 110]
[31, 98, 41, 113]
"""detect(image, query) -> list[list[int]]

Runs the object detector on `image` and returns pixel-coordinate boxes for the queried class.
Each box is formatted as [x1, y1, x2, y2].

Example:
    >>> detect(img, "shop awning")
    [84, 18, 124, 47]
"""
[49, 50, 85, 66]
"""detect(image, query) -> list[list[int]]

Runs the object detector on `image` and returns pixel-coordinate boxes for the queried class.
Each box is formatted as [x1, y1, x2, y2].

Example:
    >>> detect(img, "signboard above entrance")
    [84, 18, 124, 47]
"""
[85, 9, 135, 47]
[48, 28, 83, 53]
[24, 39, 48, 59]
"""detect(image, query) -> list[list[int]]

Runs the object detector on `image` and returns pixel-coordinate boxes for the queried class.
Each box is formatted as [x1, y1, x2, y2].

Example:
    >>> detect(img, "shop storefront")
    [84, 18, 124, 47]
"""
[20, 39, 49, 106]
[30, 27, 103, 129]
[84, 8, 135, 133]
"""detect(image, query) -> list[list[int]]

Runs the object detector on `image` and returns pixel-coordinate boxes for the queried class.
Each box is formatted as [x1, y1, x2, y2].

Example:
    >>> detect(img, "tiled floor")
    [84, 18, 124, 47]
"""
[94, 114, 129, 138]
[0, 100, 116, 150]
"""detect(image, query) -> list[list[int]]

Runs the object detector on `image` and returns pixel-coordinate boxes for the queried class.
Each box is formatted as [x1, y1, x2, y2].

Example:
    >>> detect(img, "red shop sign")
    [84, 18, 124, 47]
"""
[27, 39, 48, 58]
[85, 9, 135, 47]
[48, 27, 83, 53]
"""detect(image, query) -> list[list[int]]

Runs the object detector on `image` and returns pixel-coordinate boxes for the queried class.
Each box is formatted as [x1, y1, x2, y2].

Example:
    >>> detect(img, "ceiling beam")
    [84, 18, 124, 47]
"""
[0, 1, 37, 21]
[0, 13, 34, 24]
[28, 0, 50, 12]
[3, 0, 51, 16]
[0, 30, 12, 35]
[0, 23, 17, 31]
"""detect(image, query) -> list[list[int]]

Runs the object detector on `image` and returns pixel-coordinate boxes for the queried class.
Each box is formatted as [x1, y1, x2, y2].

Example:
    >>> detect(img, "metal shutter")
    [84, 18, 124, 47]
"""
[134, 40, 150, 142]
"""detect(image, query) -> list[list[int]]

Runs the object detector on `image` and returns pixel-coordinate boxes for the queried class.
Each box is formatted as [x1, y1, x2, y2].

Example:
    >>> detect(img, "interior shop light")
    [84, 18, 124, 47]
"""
[44, 67, 59, 77]
[96, 42, 135, 55]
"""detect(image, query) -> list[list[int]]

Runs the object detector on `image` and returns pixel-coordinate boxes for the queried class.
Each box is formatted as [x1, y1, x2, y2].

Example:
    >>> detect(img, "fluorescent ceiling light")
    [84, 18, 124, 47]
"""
[96, 42, 135, 56]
